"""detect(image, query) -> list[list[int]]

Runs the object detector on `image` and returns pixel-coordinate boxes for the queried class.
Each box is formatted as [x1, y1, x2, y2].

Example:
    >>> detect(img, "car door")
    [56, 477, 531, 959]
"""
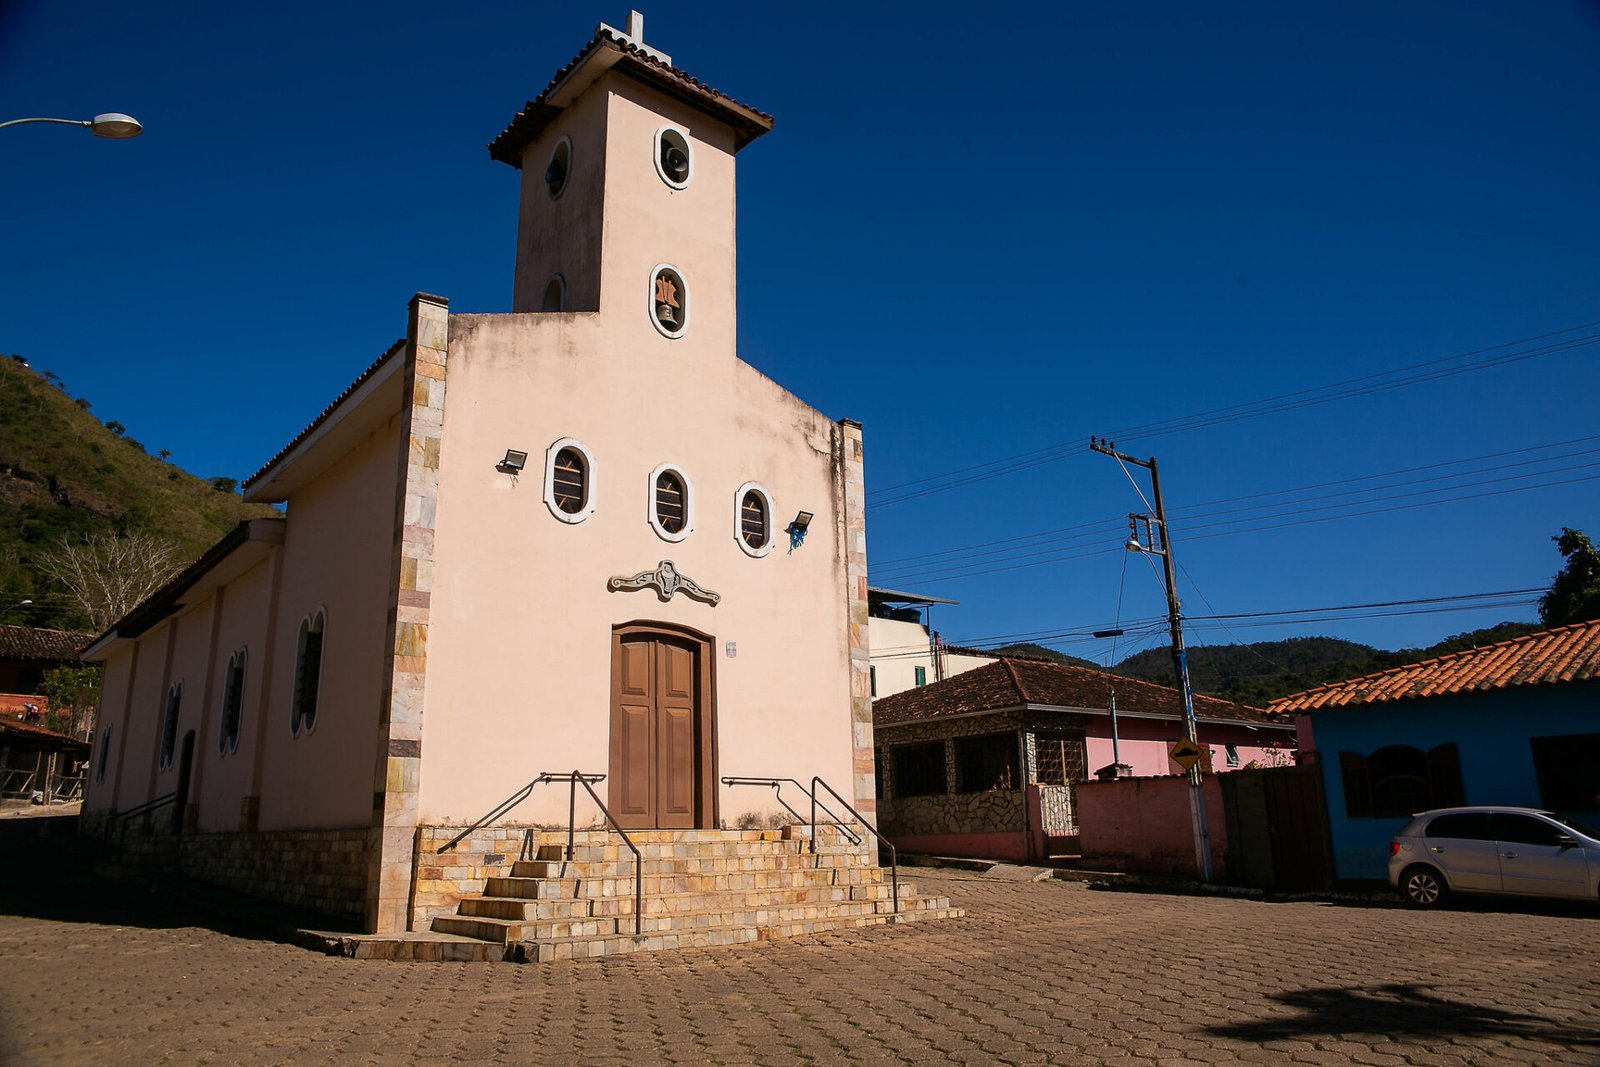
[1491, 812, 1592, 899]
[1420, 812, 1500, 891]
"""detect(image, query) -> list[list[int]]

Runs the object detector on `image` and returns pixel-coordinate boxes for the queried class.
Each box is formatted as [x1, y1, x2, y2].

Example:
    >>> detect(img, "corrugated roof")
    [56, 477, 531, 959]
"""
[874, 657, 1278, 727]
[0, 625, 92, 663]
[488, 28, 774, 167]
[1269, 618, 1600, 713]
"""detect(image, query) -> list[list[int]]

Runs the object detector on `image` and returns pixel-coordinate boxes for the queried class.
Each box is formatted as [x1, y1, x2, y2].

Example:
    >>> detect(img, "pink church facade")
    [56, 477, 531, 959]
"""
[81, 18, 875, 934]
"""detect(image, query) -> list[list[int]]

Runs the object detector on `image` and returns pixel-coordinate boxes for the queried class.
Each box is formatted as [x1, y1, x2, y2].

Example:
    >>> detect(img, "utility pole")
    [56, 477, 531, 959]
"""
[1089, 437, 1213, 882]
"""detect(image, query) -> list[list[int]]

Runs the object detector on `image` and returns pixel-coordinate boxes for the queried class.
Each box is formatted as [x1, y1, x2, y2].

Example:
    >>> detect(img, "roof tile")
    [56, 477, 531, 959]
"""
[1270, 618, 1600, 713]
[0, 625, 93, 663]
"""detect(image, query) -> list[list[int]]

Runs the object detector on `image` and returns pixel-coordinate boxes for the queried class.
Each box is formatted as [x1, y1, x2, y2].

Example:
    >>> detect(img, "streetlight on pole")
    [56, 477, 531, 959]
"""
[0, 113, 143, 139]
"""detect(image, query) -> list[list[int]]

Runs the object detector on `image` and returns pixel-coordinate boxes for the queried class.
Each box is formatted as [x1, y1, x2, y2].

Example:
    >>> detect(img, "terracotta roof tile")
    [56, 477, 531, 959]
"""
[0, 625, 93, 663]
[1270, 618, 1600, 713]
[874, 658, 1276, 728]
[488, 29, 774, 167]
[0, 716, 89, 749]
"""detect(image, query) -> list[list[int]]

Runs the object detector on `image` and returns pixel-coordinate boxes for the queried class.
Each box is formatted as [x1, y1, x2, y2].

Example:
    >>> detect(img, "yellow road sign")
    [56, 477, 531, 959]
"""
[1169, 738, 1205, 771]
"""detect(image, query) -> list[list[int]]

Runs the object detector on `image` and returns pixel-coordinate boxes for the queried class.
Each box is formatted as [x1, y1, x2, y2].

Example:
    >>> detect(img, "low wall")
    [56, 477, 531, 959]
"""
[1077, 775, 1227, 877]
[879, 790, 1023, 837]
[90, 813, 373, 925]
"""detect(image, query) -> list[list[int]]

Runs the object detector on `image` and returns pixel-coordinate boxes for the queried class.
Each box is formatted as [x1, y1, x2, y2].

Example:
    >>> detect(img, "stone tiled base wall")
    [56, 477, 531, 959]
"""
[880, 789, 1024, 838]
[179, 828, 373, 921]
[413, 825, 542, 931]
[888, 830, 1030, 863]
[104, 816, 374, 924]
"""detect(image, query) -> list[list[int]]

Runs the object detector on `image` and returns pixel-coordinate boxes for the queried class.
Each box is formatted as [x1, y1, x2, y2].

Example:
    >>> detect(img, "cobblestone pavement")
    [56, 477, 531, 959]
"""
[2, 864, 1598, 1065]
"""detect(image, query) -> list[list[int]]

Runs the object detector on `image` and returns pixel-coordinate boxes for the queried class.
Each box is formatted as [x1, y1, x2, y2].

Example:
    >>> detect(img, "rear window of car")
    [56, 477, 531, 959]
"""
[1424, 812, 1492, 840]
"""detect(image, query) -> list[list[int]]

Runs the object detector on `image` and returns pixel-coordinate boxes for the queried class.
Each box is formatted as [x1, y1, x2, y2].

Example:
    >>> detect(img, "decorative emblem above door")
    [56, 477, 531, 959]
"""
[607, 560, 721, 605]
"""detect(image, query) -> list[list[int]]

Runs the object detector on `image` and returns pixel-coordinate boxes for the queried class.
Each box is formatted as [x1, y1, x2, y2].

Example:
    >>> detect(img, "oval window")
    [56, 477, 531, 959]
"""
[552, 447, 587, 514]
[741, 491, 767, 549]
[545, 136, 571, 199]
[650, 264, 688, 339]
[541, 275, 566, 312]
[655, 126, 692, 189]
[655, 469, 687, 533]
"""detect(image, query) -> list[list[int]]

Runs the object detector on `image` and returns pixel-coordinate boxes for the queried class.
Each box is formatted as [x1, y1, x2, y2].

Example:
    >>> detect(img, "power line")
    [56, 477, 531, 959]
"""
[868, 320, 1600, 509]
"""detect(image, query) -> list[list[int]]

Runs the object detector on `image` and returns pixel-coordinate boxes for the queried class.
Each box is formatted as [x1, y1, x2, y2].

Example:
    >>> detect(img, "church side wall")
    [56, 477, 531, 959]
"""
[256, 414, 404, 830]
[192, 558, 276, 832]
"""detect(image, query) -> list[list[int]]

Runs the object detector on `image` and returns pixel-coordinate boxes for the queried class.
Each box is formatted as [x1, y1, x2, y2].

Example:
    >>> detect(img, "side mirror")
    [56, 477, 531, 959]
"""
[1555, 833, 1577, 849]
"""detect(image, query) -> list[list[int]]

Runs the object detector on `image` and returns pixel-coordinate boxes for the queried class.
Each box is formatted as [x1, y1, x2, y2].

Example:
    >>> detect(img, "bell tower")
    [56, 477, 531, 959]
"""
[491, 12, 773, 342]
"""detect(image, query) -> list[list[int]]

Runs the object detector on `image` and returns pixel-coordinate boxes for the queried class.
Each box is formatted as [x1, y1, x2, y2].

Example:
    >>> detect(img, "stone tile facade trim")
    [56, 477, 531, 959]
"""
[366, 293, 449, 933]
[839, 419, 874, 817]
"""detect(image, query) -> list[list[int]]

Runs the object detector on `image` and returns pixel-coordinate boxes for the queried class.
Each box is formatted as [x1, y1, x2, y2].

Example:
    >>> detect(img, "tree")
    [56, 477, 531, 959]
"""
[105, 420, 126, 436]
[208, 476, 237, 494]
[158, 448, 172, 462]
[74, 397, 91, 410]
[35, 532, 185, 631]
[1538, 527, 1600, 628]
[38, 665, 102, 740]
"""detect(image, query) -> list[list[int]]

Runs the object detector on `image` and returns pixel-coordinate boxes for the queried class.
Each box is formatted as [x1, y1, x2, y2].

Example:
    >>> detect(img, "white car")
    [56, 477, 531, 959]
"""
[1388, 806, 1600, 907]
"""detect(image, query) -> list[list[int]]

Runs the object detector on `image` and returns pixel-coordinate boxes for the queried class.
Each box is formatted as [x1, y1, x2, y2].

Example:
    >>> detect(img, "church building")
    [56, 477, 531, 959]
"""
[78, 15, 938, 949]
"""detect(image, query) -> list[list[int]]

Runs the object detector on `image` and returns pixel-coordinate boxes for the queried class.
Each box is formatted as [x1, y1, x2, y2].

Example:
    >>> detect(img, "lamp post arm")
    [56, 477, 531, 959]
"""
[0, 117, 93, 130]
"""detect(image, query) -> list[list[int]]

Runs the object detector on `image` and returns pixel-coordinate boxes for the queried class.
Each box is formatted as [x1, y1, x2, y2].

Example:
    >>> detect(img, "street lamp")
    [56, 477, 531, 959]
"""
[0, 113, 143, 139]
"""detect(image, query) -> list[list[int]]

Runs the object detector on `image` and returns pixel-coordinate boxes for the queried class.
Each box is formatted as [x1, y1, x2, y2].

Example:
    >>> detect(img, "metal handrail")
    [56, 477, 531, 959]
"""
[720, 776, 862, 846]
[437, 770, 642, 937]
[437, 772, 593, 853]
[811, 776, 898, 917]
[107, 792, 177, 855]
[567, 772, 643, 937]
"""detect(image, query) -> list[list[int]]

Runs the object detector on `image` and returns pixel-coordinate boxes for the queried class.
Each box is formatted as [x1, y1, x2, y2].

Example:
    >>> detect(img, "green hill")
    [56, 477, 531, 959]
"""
[989, 642, 1099, 669]
[0, 355, 278, 630]
[1114, 623, 1544, 707]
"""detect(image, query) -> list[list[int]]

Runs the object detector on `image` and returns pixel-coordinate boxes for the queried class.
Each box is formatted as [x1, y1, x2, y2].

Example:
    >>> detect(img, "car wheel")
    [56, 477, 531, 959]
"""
[1400, 865, 1448, 908]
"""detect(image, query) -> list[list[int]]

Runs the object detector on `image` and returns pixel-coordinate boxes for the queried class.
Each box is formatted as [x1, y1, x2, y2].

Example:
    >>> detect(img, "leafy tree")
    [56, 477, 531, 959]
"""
[73, 397, 90, 410]
[38, 665, 102, 740]
[1539, 527, 1600, 627]
[105, 420, 126, 436]
[208, 476, 237, 494]
[158, 448, 172, 462]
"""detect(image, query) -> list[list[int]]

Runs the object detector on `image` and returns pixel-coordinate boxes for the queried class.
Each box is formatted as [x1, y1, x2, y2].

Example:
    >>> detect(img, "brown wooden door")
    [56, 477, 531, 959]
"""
[609, 627, 712, 829]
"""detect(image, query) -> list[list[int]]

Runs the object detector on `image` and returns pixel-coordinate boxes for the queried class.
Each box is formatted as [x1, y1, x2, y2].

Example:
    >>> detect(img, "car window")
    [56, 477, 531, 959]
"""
[1491, 813, 1567, 846]
[1424, 812, 1492, 840]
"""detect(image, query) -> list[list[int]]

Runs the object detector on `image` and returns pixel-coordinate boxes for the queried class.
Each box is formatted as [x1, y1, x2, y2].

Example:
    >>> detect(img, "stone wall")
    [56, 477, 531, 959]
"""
[879, 789, 1024, 837]
[412, 824, 544, 930]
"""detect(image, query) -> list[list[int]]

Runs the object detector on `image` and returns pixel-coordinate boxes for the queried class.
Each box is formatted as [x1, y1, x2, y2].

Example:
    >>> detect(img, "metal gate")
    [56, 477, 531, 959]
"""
[1219, 764, 1334, 890]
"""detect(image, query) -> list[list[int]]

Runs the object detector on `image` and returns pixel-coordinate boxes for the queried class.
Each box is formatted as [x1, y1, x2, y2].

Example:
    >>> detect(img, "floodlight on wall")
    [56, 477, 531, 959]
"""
[786, 510, 814, 553]
[497, 449, 529, 475]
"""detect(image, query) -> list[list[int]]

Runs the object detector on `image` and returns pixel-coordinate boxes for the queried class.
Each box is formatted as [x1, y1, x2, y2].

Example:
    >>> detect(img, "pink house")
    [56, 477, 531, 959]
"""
[78, 14, 956, 949]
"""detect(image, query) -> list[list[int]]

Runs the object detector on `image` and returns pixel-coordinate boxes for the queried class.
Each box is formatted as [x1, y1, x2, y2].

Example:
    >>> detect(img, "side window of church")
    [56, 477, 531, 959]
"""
[552, 448, 587, 513]
[158, 682, 182, 770]
[1339, 743, 1464, 819]
[291, 613, 326, 736]
[650, 465, 692, 540]
[218, 648, 247, 754]
[95, 725, 113, 782]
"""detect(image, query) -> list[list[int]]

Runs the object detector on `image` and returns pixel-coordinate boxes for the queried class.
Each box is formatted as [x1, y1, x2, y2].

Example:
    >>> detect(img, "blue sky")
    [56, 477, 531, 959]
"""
[4, 1, 1598, 662]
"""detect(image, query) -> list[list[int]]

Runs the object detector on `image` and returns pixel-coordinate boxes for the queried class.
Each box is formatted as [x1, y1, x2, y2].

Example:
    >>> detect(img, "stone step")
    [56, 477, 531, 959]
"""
[435, 892, 957, 945]
[504, 904, 967, 962]
[483, 866, 907, 902]
[460, 878, 917, 922]
[507, 848, 871, 879]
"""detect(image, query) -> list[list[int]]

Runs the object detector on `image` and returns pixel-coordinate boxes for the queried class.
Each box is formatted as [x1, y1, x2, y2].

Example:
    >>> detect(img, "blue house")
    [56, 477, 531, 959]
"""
[1272, 620, 1600, 881]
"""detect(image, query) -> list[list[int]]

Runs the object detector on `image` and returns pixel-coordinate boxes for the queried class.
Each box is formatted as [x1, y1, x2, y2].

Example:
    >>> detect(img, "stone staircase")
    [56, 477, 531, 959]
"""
[430, 825, 962, 962]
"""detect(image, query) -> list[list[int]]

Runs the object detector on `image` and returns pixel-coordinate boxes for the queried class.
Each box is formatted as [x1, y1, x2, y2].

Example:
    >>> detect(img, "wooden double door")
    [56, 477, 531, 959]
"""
[608, 624, 716, 829]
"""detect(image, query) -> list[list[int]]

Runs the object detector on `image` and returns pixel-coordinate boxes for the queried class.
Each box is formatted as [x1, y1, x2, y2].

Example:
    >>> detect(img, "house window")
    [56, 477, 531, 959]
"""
[891, 742, 947, 798]
[1225, 744, 1241, 768]
[158, 682, 182, 770]
[1529, 733, 1600, 811]
[543, 438, 596, 523]
[290, 612, 326, 736]
[545, 135, 571, 198]
[648, 463, 692, 541]
[649, 264, 688, 338]
[955, 733, 1018, 793]
[95, 725, 112, 783]
[541, 275, 566, 312]
[218, 648, 247, 755]
[1034, 731, 1086, 785]
[869, 666, 877, 697]
[654, 125, 692, 188]
[914, 666, 927, 687]
[735, 482, 775, 557]
[1339, 743, 1464, 819]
